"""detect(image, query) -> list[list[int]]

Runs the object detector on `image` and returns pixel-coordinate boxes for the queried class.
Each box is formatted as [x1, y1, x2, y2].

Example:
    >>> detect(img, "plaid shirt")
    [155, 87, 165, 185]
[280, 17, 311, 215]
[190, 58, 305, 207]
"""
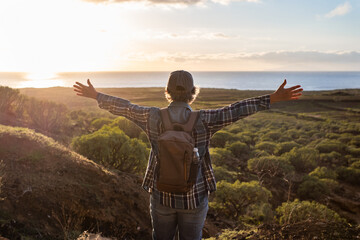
[97, 93, 271, 210]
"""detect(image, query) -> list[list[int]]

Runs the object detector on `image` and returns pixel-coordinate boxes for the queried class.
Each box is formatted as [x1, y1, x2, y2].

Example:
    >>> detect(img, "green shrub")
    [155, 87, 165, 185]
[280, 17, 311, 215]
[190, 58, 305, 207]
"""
[285, 129, 300, 140]
[209, 148, 234, 167]
[325, 133, 340, 140]
[234, 132, 254, 145]
[72, 125, 147, 175]
[315, 139, 346, 154]
[226, 141, 249, 158]
[276, 199, 344, 225]
[283, 147, 319, 173]
[90, 118, 112, 130]
[348, 147, 360, 157]
[350, 160, 360, 169]
[319, 178, 339, 191]
[275, 141, 300, 155]
[338, 133, 354, 144]
[248, 156, 294, 178]
[211, 131, 234, 148]
[210, 180, 272, 223]
[110, 117, 142, 138]
[213, 165, 238, 183]
[319, 151, 343, 165]
[297, 176, 330, 200]
[350, 135, 360, 147]
[336, 166, 360, 185]
[309, 167, 337, 180]
[255, 141, 277, 155]
[261, 131, 282, 142]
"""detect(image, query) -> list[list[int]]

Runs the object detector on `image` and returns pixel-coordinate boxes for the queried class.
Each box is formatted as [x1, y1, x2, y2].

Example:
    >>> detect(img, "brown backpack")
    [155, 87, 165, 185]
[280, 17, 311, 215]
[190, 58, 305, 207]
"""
[156, 108, 200, 193]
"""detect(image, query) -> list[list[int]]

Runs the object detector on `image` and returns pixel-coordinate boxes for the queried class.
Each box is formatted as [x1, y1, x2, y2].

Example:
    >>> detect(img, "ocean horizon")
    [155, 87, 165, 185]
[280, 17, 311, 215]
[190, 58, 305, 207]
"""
[1, 71, 360, 91]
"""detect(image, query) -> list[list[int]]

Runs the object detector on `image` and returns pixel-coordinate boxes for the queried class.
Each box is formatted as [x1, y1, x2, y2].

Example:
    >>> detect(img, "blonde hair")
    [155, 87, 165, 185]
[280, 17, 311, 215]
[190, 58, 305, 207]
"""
[164, 86, 200, 104]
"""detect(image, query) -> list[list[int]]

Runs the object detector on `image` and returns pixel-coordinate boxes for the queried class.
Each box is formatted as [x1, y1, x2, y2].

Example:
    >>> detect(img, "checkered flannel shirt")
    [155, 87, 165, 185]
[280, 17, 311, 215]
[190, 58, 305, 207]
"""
[96, 92, 271, 210]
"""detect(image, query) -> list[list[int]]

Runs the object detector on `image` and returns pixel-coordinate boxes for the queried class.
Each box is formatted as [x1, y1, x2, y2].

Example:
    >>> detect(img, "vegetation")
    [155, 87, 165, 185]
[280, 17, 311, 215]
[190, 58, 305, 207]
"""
[1, 86, 360, 239]
[72, 125, 148, 175]
[210, 180, 273, 223]
[276, 199, 345, 225]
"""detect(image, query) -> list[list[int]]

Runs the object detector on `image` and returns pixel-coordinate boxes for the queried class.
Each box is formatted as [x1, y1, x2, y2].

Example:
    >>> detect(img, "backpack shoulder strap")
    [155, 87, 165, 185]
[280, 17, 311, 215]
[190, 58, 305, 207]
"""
[183, 111, 199, 133]
[160, 108, 173, 131]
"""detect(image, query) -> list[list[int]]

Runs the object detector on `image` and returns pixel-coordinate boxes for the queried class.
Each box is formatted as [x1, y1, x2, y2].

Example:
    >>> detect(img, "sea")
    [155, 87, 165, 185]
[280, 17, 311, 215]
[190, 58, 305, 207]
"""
[1, 71, 360, 91]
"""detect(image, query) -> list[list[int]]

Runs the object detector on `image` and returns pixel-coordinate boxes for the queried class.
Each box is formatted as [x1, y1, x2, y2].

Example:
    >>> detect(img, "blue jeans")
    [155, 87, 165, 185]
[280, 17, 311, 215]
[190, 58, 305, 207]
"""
[150, 194, 208, 240]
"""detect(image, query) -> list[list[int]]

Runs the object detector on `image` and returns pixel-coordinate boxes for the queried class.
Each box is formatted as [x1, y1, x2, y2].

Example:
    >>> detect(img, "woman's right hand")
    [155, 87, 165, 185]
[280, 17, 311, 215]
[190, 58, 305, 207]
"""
[73, 79, 98, 99]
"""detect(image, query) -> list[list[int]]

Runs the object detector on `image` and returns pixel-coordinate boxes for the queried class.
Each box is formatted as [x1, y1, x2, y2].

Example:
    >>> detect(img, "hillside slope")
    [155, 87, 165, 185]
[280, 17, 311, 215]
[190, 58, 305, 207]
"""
[0, 124, 151, 240]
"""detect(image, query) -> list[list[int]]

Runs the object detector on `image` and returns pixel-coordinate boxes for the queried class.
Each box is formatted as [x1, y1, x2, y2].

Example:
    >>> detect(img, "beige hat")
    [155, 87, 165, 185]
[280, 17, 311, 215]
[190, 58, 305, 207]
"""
[167, 70, 194, 93]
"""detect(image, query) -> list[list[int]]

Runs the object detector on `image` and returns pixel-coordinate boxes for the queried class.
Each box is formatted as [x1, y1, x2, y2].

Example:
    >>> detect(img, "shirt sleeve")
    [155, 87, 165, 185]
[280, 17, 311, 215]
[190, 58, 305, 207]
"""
[200, 94, 271, 135]
[96, 92, 153, 131]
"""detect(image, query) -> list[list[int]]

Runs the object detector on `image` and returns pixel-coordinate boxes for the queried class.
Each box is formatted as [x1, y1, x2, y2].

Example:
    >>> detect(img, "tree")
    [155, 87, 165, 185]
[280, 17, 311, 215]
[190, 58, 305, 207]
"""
[210, 180, 272, 222]
[72, 125, 148, 175]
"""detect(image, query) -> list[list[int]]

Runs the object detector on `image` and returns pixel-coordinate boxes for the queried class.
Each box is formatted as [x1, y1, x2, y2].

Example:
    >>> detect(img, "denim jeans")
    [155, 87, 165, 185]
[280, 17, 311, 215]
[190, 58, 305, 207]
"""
[150, 194, 208, 240]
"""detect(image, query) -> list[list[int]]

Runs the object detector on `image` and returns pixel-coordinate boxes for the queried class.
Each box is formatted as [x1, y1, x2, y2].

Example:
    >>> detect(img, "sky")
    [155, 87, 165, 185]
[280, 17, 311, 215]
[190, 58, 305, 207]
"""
[0, 0, 359, 75]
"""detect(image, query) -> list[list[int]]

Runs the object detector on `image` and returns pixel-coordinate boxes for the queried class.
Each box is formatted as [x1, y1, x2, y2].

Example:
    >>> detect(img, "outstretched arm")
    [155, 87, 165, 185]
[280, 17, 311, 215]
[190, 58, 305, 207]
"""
[270, 79, 303, 104]
[73, 79, 98, 99]
[73, 79, 153, 132]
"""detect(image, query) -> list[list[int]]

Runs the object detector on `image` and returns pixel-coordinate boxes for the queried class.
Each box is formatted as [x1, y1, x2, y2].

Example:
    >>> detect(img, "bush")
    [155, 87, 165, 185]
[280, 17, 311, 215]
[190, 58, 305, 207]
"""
[309, 167, 337, 180]
[210, 180, 272, 223]
[276, 199, 345, 225]
[319, 151, 343, 165]
[72, 125, 148, 175]
[315, 139, 346, 154]
[211, 131, 234, 148]
[226, 141, 249, 158]
[338, 133, 354, 144]
[255, 141, 277, 155]
[275, 141, 300, 155]
[336, 166, 360, 185]
[110, 117, 142, 138]
[210, 148, 234, 167]
[234, 132, 254, 145]
[91, 118, 112, 130]
[350, 160, 360, 169]
[283, 147, 319, 173]
[247, 156, 294, 178]
[212, 165, 238, 183]
[348, 147, 360, 157]
[261, 130, 282, 142]
[297, 176, 330, 200]
[350, 135, 360, 147]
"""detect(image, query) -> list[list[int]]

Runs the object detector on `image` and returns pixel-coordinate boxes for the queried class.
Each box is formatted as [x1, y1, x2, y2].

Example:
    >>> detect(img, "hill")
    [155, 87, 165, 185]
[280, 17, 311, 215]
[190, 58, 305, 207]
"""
[0, 124, 151, 240]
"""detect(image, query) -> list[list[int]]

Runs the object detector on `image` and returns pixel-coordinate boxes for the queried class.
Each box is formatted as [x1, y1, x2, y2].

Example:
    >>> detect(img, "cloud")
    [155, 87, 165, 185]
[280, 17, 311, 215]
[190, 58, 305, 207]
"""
[83, 0, 258, 5]
[142, 30, 234, 40]
[325, 2, 351, 18]
[121, 50, 360, 70]
[212, 0, 259, 5]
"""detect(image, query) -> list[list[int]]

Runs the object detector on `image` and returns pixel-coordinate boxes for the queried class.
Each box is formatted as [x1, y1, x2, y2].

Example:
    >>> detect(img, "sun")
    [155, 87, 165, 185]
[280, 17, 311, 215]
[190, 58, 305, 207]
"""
[16, 72, 64, 88]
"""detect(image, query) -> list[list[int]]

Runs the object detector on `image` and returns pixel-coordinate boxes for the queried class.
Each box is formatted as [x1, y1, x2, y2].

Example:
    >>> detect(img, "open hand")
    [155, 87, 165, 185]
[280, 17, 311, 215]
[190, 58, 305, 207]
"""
[270, 79, 303, 104]
[73, 79, 98, 99]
